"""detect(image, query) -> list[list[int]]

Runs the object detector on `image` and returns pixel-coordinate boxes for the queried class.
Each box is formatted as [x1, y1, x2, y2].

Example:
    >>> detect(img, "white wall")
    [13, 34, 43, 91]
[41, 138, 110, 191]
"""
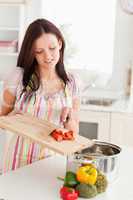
[40, 0, 133, 93]
[24, 0, 43, 30]
[111, 0, 133, 91]
[1, 0, 133, 93]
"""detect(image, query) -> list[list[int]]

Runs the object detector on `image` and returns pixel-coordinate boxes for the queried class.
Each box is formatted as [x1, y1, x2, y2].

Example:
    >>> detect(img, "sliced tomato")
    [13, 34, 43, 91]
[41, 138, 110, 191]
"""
[51, 130, 63, 141]
[63, 131, 74, 140]
[51, 129, 74, 141]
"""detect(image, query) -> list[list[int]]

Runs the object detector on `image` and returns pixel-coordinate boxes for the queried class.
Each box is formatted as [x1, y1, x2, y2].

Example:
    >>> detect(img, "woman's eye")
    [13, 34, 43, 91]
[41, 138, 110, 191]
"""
[35, 50, 43, 54]
[50, 47, 56, 50]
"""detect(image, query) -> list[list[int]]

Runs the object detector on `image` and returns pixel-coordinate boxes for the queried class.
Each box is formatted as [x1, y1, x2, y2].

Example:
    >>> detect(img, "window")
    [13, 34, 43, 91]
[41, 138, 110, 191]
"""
[41, 0, 117, 75]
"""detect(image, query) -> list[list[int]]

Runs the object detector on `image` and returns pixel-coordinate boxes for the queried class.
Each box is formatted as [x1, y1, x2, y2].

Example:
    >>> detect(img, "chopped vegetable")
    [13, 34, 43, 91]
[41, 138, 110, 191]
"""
[51, 130, 63, 141]
[63, 131, 74, 140]
[51, 129, 74, 141]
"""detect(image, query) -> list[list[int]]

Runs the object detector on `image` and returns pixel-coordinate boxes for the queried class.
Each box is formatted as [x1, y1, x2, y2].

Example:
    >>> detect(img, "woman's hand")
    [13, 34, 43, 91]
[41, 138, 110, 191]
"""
[7, 109, 23, 116]
[60, 107, 79, 137]
[60, 107, 70, 123]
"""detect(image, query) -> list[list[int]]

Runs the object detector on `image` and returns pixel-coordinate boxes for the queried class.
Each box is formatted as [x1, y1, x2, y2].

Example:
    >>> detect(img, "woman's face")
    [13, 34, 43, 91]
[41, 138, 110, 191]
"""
[33, 33, 62, 70]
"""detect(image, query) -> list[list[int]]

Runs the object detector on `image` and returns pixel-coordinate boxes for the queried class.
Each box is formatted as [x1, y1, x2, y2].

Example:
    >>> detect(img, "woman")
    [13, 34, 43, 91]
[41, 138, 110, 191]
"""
[0, 19, 80, 173]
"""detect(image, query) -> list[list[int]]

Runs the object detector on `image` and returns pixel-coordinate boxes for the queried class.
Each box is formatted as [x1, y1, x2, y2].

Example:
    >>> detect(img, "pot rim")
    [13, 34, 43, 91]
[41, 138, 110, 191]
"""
[75, 139, 122, 159]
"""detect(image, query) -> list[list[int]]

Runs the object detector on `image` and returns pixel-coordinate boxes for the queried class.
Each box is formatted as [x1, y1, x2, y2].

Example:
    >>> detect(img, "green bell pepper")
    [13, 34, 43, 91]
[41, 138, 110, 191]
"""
[64, 171, 79, 187]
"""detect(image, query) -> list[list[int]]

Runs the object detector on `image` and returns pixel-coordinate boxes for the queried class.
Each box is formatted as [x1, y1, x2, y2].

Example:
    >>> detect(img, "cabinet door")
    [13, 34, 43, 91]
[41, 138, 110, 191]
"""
[0, 3, 25, 78]
[110, 113, 133, 146]
[80, 110, 111, 142]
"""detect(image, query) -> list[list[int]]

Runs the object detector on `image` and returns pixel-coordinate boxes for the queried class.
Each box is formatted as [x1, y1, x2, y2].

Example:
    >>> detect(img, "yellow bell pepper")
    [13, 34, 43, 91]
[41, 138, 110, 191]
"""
[76, 164, 97, 185]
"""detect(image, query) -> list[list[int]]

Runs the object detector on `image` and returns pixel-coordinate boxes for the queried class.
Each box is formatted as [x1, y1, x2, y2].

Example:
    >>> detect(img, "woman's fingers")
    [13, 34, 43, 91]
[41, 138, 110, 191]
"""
[60, 107, 79, 136]
[60, 107, 71, 123]
[8, 109, 23, 116]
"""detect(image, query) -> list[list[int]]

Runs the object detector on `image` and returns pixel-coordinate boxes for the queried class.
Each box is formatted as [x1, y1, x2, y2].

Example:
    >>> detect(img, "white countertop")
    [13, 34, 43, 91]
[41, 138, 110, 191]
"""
[81, 97, 133, 115]
[80, 87, 133, 114]
[0, 146, 133, 200]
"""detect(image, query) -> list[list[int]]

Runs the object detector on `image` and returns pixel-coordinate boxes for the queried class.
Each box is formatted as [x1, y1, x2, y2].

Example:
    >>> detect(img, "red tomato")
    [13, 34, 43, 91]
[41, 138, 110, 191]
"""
[51, 129, 74, 141]
[51, 130, 63, 141]
[63, 131, 74, 140]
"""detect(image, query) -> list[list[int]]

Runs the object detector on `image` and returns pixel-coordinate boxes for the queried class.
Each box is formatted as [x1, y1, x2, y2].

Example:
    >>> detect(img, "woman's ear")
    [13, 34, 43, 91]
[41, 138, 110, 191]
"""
[58, 39, 62, 50]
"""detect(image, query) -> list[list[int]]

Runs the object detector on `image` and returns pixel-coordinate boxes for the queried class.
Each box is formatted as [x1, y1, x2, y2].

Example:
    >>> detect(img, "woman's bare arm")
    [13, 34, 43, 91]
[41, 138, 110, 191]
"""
[0, 89, 16, 116]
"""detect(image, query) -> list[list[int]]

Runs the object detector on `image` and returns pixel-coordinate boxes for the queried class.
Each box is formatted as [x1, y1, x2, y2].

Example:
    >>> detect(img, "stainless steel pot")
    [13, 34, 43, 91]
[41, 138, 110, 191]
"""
[66, 140, 122, 183]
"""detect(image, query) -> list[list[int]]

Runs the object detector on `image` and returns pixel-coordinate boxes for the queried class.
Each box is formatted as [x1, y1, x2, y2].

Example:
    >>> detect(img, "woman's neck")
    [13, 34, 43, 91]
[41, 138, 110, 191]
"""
[38, 66, 58, 81]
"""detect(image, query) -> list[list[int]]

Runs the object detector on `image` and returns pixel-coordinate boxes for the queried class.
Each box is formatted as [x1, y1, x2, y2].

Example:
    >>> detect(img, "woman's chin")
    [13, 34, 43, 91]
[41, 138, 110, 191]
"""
[40, 63, 56, 69]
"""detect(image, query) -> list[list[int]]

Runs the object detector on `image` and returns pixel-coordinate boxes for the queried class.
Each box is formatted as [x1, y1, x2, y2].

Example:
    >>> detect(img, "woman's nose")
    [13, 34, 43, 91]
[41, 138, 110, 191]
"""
[44, 50, 52, 60]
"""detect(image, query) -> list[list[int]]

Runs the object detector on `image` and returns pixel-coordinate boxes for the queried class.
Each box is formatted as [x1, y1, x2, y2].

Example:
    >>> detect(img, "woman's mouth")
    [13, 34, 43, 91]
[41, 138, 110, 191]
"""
[44, 60, 54, 64]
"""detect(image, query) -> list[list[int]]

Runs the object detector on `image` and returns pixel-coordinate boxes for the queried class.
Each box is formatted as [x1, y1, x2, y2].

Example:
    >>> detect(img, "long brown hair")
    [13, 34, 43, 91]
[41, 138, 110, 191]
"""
[17, 18, 69, 98]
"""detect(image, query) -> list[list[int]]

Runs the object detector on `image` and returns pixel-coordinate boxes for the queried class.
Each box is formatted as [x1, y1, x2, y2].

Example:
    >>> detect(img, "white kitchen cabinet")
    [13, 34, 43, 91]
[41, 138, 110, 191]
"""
[80, 110, 111, 142]
[0, 1, 25, 79]
[80, 108, 133, 146]
[110, 112, 133, 146]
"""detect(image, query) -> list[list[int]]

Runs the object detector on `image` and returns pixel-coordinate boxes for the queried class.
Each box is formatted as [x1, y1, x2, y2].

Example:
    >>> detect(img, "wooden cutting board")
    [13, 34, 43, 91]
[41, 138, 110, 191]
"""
[0, 113, 93, 155]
